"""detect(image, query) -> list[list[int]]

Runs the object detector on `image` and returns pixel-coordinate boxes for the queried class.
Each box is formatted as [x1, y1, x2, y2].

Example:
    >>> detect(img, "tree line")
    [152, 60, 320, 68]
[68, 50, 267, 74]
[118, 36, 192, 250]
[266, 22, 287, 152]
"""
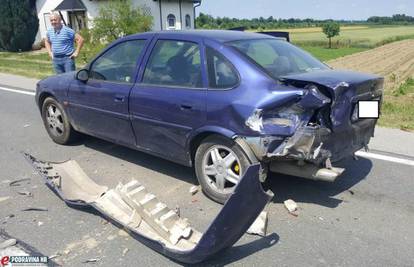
[196, 13, 414, 30]
[367, 14, 414, 24]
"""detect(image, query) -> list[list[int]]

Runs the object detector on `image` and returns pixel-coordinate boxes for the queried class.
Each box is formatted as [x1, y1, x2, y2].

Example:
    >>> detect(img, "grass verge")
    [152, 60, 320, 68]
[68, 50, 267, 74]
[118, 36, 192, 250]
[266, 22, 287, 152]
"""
[299, 46, 368, 61]
[0, 55, 53, 79]
[379, 78, 414, 131]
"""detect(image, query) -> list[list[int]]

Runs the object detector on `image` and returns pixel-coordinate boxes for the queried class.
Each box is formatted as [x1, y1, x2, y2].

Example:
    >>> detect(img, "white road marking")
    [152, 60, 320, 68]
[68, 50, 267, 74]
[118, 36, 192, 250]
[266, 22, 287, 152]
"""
[0, 86, 35, 96]
[355, 151, 414, 167]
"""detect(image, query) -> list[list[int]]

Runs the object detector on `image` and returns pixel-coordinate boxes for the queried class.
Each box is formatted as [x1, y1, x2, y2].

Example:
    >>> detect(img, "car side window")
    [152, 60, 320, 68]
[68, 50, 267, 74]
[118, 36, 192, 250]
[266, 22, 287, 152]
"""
[143, 40, 202, 88]
[206, 47, 239, 89]
[90, 40, 146, 83]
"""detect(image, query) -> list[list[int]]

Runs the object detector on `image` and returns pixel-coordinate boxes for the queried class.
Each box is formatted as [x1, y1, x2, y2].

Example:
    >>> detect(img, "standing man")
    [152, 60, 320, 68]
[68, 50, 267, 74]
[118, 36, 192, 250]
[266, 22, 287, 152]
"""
[45, 12, 84, 74]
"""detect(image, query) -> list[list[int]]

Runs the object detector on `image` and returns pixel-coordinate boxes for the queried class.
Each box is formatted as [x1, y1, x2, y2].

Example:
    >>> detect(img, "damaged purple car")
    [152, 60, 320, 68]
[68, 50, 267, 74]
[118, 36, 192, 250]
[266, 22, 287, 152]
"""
[36, 30, 383, 204]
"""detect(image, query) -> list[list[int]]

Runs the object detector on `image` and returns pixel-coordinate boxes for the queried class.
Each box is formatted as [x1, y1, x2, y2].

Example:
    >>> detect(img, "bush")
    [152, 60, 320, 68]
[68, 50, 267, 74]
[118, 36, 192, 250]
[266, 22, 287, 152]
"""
[91, 0, 153, 43]
[78, 28, 106, 64]
[0, 0, 39, 52]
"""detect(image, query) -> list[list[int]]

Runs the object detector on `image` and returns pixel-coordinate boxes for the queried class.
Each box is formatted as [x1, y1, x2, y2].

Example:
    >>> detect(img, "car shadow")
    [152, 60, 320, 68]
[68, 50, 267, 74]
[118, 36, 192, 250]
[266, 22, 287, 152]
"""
[81, 135, 197, 185]
[79, 135, 372, 209]
[264, 157, 373, 208]
[184, 233, 279, 267]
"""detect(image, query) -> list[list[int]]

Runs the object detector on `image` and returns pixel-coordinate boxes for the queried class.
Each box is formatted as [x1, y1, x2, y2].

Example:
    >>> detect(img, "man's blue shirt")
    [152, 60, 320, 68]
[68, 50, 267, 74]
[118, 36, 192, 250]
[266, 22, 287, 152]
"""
[47, 26, 75, 56]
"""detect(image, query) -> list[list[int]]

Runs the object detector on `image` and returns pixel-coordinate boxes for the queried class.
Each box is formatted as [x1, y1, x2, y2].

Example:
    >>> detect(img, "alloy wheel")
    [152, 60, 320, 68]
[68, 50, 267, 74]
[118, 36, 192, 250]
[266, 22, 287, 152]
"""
[202, 145, 242, 194]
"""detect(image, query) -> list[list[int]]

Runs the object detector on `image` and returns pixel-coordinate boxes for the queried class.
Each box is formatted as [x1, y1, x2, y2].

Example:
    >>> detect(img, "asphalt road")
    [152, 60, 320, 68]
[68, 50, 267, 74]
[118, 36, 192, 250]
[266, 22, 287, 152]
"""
[0, 85, 413, 266]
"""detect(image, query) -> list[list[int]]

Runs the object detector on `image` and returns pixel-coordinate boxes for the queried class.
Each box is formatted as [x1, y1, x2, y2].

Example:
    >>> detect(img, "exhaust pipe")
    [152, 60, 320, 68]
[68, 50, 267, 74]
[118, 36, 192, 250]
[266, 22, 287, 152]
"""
[270, 161, 345, 182]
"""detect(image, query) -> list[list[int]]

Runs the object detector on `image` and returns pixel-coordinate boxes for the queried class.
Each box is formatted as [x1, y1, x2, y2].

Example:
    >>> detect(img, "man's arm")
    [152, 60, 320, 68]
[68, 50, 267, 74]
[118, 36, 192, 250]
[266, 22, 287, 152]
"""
[45, 38, 53, 59]
[70, 33, 84, 59]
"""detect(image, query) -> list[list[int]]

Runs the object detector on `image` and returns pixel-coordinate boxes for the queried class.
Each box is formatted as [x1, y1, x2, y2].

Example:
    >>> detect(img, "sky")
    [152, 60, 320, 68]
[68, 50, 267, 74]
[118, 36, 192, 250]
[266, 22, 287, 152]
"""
[196, 0, 414, 20]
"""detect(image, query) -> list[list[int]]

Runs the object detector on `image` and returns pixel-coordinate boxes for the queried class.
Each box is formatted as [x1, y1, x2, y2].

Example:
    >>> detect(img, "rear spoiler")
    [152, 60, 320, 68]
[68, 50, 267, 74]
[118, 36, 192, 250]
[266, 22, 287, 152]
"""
[228, 27, 290, 42]
[257, 31, 290, 42]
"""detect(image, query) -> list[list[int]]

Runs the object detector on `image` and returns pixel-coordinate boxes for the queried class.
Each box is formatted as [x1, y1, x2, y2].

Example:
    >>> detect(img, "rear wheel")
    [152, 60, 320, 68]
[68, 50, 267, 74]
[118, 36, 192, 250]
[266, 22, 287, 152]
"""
[195, 135, 251, 204]
[41, 97, 77, 145]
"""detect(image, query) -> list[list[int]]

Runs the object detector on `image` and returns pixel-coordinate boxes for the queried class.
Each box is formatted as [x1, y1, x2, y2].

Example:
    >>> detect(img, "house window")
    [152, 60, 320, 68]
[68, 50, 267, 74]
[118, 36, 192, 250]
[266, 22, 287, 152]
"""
[185, 14, 191, 29]
[167, 14, 176, 29]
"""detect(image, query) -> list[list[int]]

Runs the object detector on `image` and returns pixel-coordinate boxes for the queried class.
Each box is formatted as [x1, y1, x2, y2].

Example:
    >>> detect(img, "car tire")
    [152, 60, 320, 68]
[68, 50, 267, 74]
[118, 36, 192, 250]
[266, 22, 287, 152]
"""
[41, 97, 77, 145]
[195, 135, 251, 204]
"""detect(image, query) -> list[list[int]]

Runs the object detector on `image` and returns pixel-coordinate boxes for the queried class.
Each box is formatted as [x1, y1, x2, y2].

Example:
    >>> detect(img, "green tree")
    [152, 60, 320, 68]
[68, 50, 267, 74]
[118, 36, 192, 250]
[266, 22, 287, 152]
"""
[92, 0, 152, 43]
[322, 22, 340, 48]
[0, 0, 39, 52]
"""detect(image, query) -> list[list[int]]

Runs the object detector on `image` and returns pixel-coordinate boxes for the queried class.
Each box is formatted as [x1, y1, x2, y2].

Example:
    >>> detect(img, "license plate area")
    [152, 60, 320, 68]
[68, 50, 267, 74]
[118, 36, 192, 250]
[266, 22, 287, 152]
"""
[357, 100, 379, 119]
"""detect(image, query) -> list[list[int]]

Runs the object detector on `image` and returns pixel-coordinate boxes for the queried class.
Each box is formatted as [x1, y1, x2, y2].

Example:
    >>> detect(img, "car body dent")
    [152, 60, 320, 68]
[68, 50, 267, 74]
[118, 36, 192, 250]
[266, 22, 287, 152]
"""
[24, 153, 273, 264]
[240, 70, 384, 166]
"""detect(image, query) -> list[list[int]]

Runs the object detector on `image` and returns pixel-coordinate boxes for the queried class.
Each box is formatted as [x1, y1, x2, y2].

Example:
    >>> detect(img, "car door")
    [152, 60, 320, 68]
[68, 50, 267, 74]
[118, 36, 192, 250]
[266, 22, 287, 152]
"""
[68, 39, 149, 146]
[129, 36, 207, 164]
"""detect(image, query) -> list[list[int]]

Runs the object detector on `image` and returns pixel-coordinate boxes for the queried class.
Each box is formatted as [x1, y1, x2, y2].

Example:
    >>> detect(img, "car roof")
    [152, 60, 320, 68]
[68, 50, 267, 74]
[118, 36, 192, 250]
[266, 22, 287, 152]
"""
[127, 30, 276, 43]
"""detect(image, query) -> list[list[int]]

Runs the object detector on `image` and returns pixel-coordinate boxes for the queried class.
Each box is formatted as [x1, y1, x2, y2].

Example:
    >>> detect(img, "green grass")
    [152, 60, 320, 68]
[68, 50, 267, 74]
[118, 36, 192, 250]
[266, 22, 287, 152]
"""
[0, 43, 100, 79]
[0, 55, 53, 79]
[299, 46, 368, 61]
[392, 77, 414, 96]
[379, 78, 414, 131]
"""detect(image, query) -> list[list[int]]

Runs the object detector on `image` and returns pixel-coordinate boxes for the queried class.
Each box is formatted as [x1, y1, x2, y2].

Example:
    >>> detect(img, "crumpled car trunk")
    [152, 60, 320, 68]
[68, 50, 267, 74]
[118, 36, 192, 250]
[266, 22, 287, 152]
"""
[279, 70, 384, 162]
[24, 153, 273, 264]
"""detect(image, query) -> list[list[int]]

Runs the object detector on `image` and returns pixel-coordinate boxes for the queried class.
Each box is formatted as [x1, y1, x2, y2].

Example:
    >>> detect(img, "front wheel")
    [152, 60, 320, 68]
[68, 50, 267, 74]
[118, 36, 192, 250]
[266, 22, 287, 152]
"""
[195, 135, 251, 204]
[41, 97, 77, 145]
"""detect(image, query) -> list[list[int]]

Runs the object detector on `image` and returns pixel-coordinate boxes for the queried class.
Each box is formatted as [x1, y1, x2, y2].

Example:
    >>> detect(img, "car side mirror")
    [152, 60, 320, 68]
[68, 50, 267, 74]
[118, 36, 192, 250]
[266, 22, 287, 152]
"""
[76, 69, 89, 82]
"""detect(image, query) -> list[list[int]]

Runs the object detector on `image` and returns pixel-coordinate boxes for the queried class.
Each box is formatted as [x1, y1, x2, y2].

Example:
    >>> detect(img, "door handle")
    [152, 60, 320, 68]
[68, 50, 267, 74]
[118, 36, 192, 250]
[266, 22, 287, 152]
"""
[180, 104, 193, 110]
[114, 96, 125, 102]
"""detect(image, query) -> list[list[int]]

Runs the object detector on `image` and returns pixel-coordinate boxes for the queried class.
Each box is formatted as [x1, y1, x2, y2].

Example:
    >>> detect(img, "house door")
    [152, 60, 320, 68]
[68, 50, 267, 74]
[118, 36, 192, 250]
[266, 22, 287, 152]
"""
[68, 11, 86, 31]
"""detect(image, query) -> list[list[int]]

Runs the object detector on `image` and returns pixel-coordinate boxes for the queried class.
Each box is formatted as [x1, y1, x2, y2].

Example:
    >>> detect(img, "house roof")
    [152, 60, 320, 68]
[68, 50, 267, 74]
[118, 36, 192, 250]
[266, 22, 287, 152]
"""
[54, 0, 86, 11]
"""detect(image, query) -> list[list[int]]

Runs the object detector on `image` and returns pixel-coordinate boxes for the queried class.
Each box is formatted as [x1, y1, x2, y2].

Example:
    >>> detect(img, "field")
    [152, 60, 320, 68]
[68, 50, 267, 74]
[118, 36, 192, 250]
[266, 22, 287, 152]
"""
[291, 25, 414, 47]
[327, 39, 414, 130]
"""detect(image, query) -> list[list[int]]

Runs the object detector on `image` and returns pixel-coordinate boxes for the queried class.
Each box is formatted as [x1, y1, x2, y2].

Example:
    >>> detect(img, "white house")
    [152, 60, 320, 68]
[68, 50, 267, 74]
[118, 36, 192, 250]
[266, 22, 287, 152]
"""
[35, 0, 202, 43]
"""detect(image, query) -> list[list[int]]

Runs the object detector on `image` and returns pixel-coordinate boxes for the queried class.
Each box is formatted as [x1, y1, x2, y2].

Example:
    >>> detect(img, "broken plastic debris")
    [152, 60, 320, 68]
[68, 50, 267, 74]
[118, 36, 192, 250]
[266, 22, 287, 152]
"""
[83, 258, 100, 263]
[189, 185, 199, 195]
[0, 196, 10, 203]
[284, 199, 298, 213]
[21, 207, 48, 212]
[3, 214, 15, 220]
[17, 190, 33, 197]
[24, 153, 273, 264]
[9, 178, 30, 187]
[0, 239, 17, 249]
[49, 254, 61, 260]
[122, 248, 129, 256]
[246, 211, 268, 237]
[174, 206, 180, 217]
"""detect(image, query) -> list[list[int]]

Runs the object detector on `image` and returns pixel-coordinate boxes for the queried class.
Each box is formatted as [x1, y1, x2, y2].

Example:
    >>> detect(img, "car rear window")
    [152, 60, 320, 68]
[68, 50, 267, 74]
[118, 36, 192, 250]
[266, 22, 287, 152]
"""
[227, 38, 329, 79]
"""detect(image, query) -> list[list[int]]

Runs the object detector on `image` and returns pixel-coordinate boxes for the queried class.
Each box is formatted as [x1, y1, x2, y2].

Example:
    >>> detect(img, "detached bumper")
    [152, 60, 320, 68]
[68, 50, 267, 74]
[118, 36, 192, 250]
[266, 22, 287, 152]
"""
[24, 153, 273, 264]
